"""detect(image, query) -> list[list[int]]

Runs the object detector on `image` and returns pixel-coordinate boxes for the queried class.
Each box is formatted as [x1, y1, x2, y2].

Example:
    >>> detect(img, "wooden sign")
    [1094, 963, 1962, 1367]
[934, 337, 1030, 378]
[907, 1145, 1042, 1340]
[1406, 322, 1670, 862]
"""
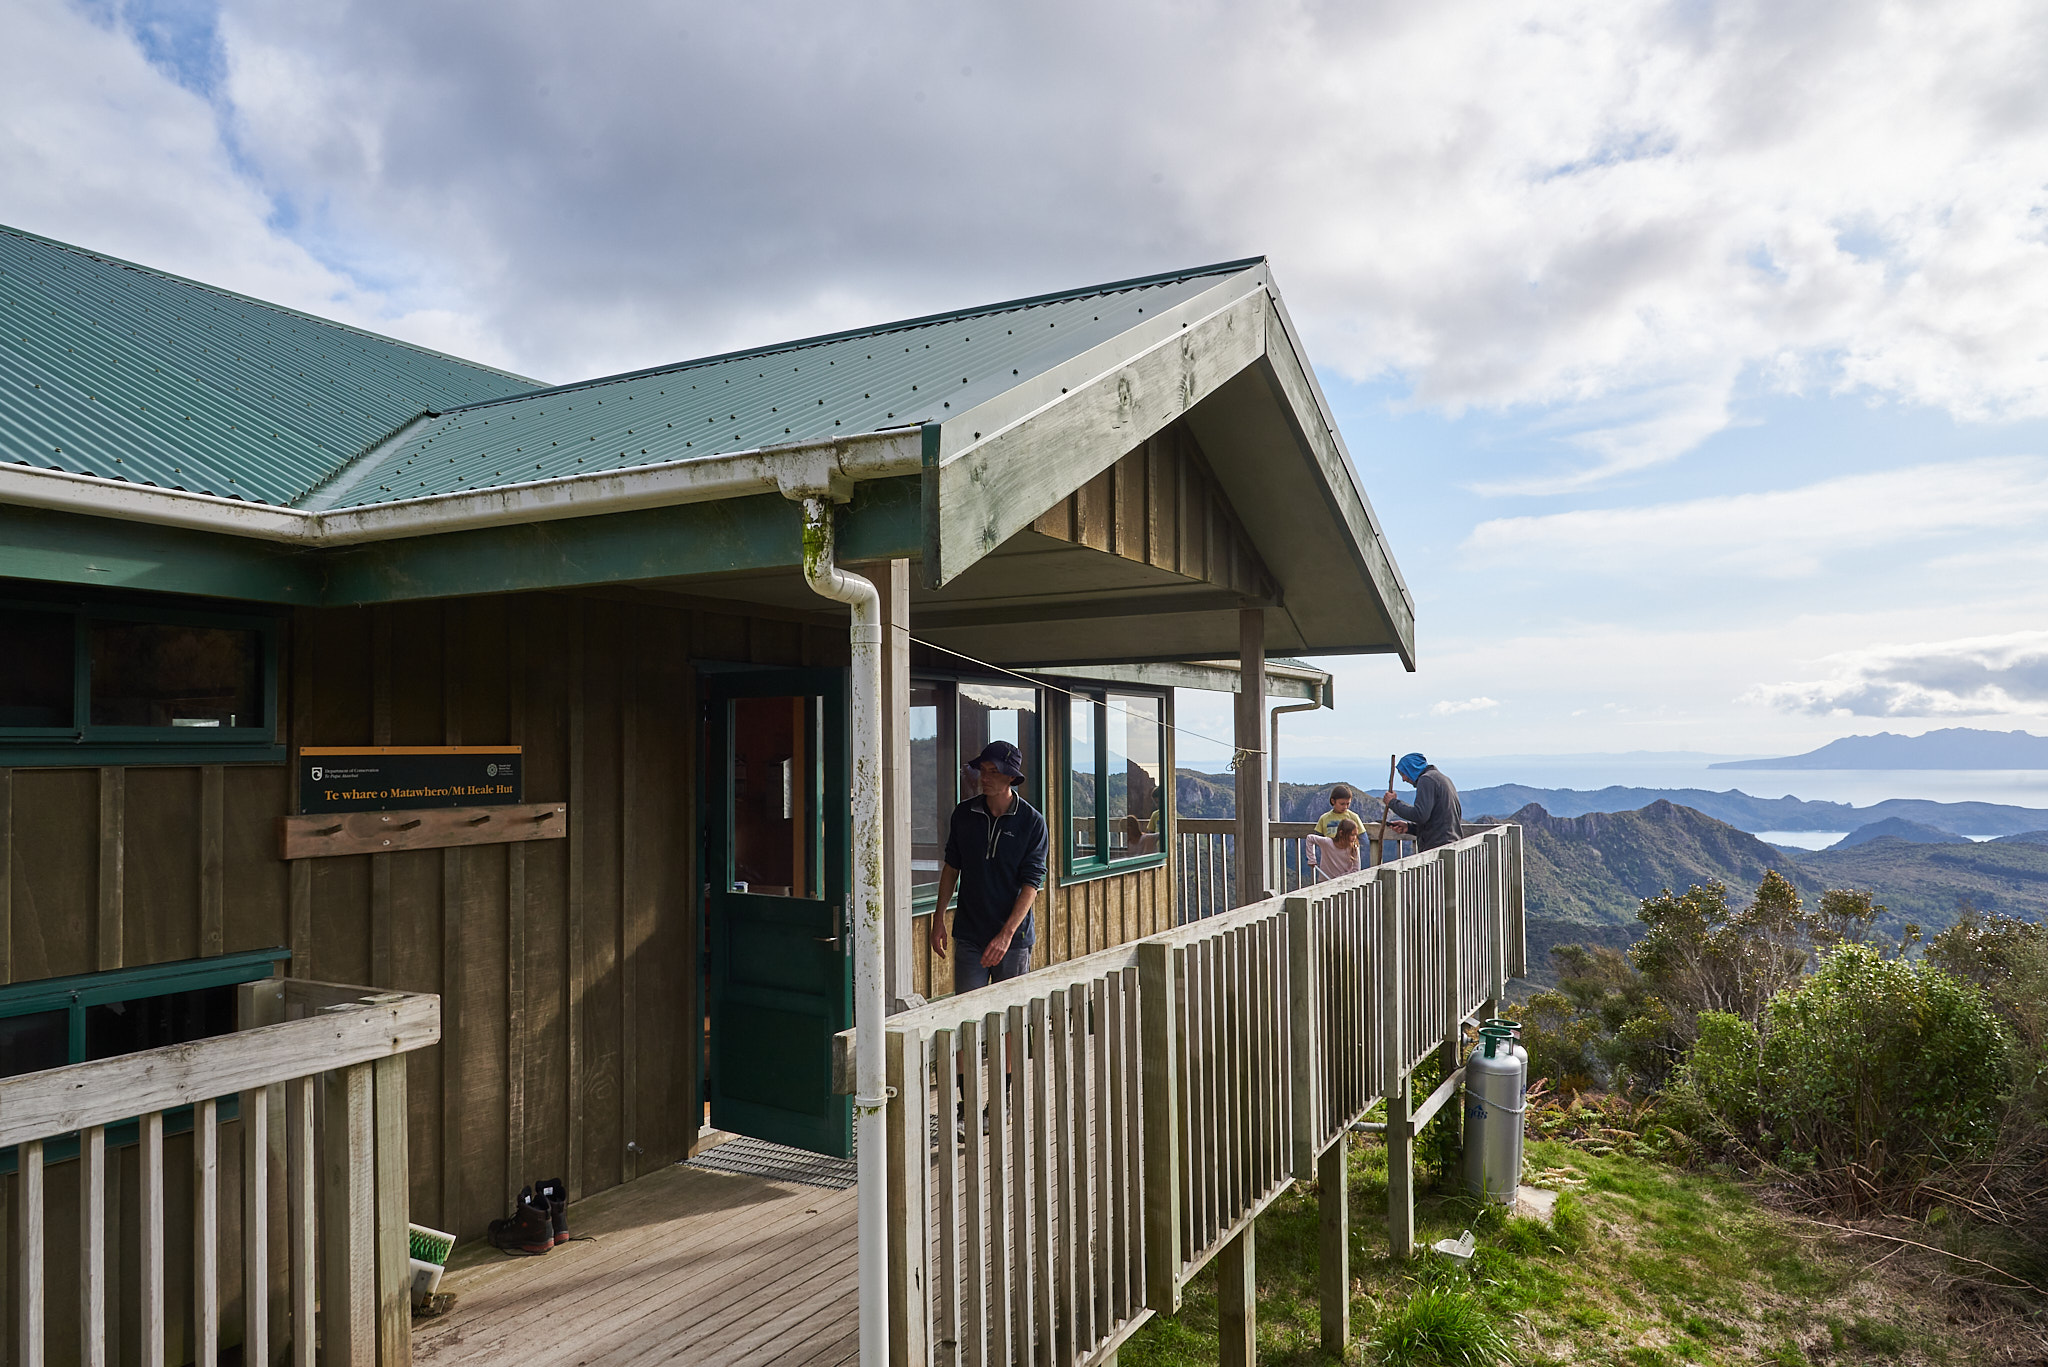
[298, 746, 521, 814]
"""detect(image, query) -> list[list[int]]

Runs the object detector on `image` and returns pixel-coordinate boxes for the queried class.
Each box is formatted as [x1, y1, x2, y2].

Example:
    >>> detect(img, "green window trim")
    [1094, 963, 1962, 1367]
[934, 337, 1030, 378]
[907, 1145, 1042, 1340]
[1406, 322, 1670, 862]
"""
[0, 947, 289, 1172]
[1061, 685, 1171, 881]
[0, 592, 285, 767]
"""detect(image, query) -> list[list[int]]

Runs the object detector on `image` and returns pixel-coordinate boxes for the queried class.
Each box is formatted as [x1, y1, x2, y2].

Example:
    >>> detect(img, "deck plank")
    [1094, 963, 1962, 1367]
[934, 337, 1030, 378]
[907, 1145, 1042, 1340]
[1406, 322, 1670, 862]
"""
[416, 1159, 858, 1366]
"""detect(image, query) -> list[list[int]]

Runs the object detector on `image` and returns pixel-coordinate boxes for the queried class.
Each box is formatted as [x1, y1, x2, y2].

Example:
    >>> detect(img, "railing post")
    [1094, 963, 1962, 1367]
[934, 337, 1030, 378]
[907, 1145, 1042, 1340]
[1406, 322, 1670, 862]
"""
[1136, 939, 1181, 1313]
[1488, 831, 1509, 1014]
[1233, 608, 1267, 905]
[1438, 847, 1464, 1172]
[322, 1062, 376, 1367]
[373, 1055, 413, 1366]
[885, 1028, 931, 1367]
[1285, 896, 1317, 1182]
[1377, 866, 1414, 1258]
[1506, 824, 1527, 981]
[1218, 1222, 1256, 1367]
[1318, 1137, 1349, 1357]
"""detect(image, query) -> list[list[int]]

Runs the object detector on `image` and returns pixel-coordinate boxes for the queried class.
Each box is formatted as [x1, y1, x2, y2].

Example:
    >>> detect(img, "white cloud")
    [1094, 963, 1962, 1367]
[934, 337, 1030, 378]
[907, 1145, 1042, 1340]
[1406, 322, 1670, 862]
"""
[1431, 697, 1501, 716]
[3, 0, 2046, 486]
[1749, 631, 2048, 717]
[1463, 457, 2048, 576]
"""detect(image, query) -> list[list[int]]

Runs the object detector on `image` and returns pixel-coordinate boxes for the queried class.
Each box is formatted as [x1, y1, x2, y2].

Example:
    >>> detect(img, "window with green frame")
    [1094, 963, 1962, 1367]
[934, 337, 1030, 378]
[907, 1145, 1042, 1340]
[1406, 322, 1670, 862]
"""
[0, 593, 283, 765]
[1065, 688, 1168, 876]
[910, 676, 1042, 911]
[0, 947, 288, 1170]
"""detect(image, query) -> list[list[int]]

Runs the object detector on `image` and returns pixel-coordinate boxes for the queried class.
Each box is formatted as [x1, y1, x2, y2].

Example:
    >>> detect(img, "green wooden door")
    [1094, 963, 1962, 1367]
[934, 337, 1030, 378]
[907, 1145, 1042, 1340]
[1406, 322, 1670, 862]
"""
[703, 667, 852, 1157]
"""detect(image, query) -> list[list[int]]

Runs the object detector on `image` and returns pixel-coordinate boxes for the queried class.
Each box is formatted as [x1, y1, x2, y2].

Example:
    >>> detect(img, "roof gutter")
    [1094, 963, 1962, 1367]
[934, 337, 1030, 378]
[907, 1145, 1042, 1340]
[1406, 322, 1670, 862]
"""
[0, 428, 924, 548]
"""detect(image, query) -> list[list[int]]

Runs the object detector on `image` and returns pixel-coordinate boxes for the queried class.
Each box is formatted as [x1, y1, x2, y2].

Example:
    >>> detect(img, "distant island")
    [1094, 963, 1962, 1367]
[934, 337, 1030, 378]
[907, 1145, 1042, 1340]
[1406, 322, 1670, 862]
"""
[1709, 726, 2048, 770]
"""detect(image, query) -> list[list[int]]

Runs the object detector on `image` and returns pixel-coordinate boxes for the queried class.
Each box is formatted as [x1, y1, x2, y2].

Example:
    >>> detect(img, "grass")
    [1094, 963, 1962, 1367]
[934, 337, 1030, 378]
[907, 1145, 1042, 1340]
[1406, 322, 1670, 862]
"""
[1117, 1133, 2033, 1366]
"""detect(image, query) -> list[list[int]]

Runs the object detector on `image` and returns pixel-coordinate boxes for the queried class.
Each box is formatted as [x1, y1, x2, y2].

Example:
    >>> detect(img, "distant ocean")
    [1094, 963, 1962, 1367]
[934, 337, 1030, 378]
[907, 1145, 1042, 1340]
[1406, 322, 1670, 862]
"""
[1274, 751, 2048, 814]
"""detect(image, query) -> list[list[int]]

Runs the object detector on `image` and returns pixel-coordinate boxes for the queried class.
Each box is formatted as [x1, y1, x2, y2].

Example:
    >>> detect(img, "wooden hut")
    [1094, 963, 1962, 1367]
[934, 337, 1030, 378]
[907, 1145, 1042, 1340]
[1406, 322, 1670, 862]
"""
[0, 224, 1412, 1362]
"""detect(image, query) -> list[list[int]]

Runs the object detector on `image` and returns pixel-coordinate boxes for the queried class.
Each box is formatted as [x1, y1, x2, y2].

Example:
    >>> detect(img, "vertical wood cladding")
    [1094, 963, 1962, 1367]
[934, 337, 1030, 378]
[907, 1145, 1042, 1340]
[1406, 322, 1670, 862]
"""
[1029, 419, 1278, 602]
[0, 589, 844, 1242]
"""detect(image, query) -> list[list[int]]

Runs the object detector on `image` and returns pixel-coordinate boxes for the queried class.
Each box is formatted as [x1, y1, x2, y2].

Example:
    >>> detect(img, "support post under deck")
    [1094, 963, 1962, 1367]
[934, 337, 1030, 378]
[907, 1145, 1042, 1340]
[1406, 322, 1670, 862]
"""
[1233, 608, 1267, 906]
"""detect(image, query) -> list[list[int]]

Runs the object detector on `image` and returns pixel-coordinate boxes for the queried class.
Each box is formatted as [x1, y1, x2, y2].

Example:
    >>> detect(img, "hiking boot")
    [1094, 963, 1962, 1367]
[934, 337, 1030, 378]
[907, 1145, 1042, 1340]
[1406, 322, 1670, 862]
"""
[535, 1177, 569, 1247]
[486, 1186, 552, 1256]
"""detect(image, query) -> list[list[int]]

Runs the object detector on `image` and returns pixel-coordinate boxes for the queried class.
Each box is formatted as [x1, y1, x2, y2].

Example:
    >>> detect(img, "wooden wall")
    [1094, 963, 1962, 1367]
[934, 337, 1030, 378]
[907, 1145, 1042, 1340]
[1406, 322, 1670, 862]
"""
[0, 588, 846, 1244]
[1030, 418, 1277, 602]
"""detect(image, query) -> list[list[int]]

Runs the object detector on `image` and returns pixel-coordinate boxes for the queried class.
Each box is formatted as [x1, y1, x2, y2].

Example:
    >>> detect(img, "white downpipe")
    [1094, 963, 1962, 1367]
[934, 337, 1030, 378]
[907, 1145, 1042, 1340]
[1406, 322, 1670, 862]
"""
[796, 495, 888, 1366]
[1269, 690, 1324, 822]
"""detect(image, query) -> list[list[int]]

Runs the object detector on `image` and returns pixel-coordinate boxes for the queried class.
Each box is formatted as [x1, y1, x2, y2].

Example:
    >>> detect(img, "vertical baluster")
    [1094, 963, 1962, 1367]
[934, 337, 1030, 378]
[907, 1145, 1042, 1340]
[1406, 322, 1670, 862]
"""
[1070, 985, 1095, 1354]
[984, 1011, 1011, 1367]
[81, 1125, 106, 1367]
[1098, 974, 1122, 1326]
[195, 1098, 220, 1365]
[1173, 943, 1197, 1264]
[1028, 1000, 1055, 1365]
[1050, 991, 1077, 1364]
[935, 1029, 962, 1367]
[141, 1110, 165, 1367]
[1125, 965, 1149, 1311]
[239, 1084, 269, 1367]
[287, 1077, 316, 1367]
[961, 1019, 987, 1367]
[1223, 930, 1239, 1223]
[1007, 1004, 1035, 1365]
[17, 1138, 44, 1367]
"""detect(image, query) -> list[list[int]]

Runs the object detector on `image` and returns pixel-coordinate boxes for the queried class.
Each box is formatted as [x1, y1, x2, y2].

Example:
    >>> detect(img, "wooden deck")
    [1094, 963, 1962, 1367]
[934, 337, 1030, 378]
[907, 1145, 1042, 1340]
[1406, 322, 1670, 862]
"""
[414, 1155, 859, 1366]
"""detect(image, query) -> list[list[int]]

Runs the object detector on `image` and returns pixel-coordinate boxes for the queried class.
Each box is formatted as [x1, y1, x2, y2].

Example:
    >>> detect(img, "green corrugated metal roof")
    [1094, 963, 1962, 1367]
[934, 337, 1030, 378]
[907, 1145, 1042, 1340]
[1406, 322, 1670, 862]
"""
[303, 261, 1259, 510]
[0, 225, 1259, 516]
[0, 225, 543, 507]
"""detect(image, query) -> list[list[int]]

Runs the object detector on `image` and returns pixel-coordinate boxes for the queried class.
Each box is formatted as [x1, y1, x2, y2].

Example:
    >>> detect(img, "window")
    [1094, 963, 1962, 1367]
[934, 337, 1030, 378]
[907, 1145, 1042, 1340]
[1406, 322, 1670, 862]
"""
[0, 596, 281, 764]
[1065, 689, 1169, 876]
[0, 947, 287, 1171]
[909, 677, 1041, 907]
[728, 694, 821, 899]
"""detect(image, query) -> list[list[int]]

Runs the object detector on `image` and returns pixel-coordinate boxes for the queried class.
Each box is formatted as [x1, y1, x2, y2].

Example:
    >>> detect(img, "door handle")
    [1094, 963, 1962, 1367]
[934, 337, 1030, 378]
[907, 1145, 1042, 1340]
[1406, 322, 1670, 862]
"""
[814, 904, 844, 952]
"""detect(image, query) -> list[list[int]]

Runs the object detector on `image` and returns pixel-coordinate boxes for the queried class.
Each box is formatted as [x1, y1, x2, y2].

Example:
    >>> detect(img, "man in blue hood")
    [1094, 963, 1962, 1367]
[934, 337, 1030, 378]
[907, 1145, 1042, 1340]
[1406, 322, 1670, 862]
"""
[1383, 753, 1463, 852]
[928, 740, 1050, 993]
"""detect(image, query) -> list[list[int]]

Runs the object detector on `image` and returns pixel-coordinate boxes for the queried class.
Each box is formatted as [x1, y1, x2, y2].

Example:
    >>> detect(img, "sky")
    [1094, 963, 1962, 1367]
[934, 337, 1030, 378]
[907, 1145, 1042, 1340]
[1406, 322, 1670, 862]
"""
[6, 0, 2048, 777]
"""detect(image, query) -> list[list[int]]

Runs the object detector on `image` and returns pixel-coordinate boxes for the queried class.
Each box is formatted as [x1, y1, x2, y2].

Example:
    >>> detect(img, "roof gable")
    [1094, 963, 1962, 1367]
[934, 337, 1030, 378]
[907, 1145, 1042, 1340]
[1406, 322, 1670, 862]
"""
[0, 225, 542, 507]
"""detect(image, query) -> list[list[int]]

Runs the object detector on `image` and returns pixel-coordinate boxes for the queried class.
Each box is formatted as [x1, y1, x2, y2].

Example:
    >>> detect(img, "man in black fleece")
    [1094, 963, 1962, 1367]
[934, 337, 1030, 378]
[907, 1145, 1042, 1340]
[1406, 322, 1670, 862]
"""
[1382, 751, 1464, 851]
[928, 740, 1049, 993]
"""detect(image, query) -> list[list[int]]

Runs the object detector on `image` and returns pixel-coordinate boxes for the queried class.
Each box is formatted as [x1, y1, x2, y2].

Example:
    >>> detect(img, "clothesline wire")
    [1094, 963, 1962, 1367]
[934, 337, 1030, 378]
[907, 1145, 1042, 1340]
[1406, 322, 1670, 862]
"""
[904, 629, 1266, 762]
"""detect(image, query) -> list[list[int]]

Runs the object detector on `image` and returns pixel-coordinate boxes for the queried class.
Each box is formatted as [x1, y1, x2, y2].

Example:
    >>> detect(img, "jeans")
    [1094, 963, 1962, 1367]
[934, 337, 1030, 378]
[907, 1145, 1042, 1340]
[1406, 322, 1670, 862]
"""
[953, 939, 1032, 994]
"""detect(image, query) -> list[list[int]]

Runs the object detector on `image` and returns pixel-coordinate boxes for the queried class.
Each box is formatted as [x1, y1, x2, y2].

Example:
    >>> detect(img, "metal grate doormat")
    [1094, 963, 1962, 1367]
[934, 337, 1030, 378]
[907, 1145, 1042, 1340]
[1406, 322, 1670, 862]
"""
[684, 1136, 857, 1191]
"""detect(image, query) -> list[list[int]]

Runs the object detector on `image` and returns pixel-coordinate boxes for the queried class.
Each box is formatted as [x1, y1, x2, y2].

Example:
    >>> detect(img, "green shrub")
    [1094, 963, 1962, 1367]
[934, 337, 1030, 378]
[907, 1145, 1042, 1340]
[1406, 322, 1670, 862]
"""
[1762, 944, 2011, 1178]
[1368, 1286, 1517, 1367]
[1673, 1010, 1762, 1130]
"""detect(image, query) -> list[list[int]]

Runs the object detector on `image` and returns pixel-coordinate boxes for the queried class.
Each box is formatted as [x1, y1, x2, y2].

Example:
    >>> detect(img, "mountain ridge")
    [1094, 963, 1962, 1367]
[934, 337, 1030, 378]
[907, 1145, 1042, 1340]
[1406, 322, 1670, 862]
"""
[1709, 726, 2048, 770]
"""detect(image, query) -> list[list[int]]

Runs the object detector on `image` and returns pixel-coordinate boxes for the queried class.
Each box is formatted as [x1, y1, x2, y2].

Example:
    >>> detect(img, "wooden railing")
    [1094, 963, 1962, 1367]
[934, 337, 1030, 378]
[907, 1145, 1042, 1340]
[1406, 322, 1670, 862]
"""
[3, 978, 441, 1367]
[1175, 818, 1417, 923]
[853, 822, 1525, 1367]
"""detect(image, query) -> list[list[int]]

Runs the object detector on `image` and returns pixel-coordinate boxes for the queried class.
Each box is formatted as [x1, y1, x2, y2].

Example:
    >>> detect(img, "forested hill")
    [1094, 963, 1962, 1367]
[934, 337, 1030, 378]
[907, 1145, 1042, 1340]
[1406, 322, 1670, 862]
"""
[1175, 769, 1388, 822]
[1171, 772, 2048, 980]
[1460, 782, 2048, 836]
[1512, 800, 1818, 925]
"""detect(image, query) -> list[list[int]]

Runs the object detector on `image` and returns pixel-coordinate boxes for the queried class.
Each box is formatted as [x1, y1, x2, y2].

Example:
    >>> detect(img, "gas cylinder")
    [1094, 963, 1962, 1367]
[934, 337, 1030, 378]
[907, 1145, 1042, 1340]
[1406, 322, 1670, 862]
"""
[1462, 1024, 1527, 1203]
